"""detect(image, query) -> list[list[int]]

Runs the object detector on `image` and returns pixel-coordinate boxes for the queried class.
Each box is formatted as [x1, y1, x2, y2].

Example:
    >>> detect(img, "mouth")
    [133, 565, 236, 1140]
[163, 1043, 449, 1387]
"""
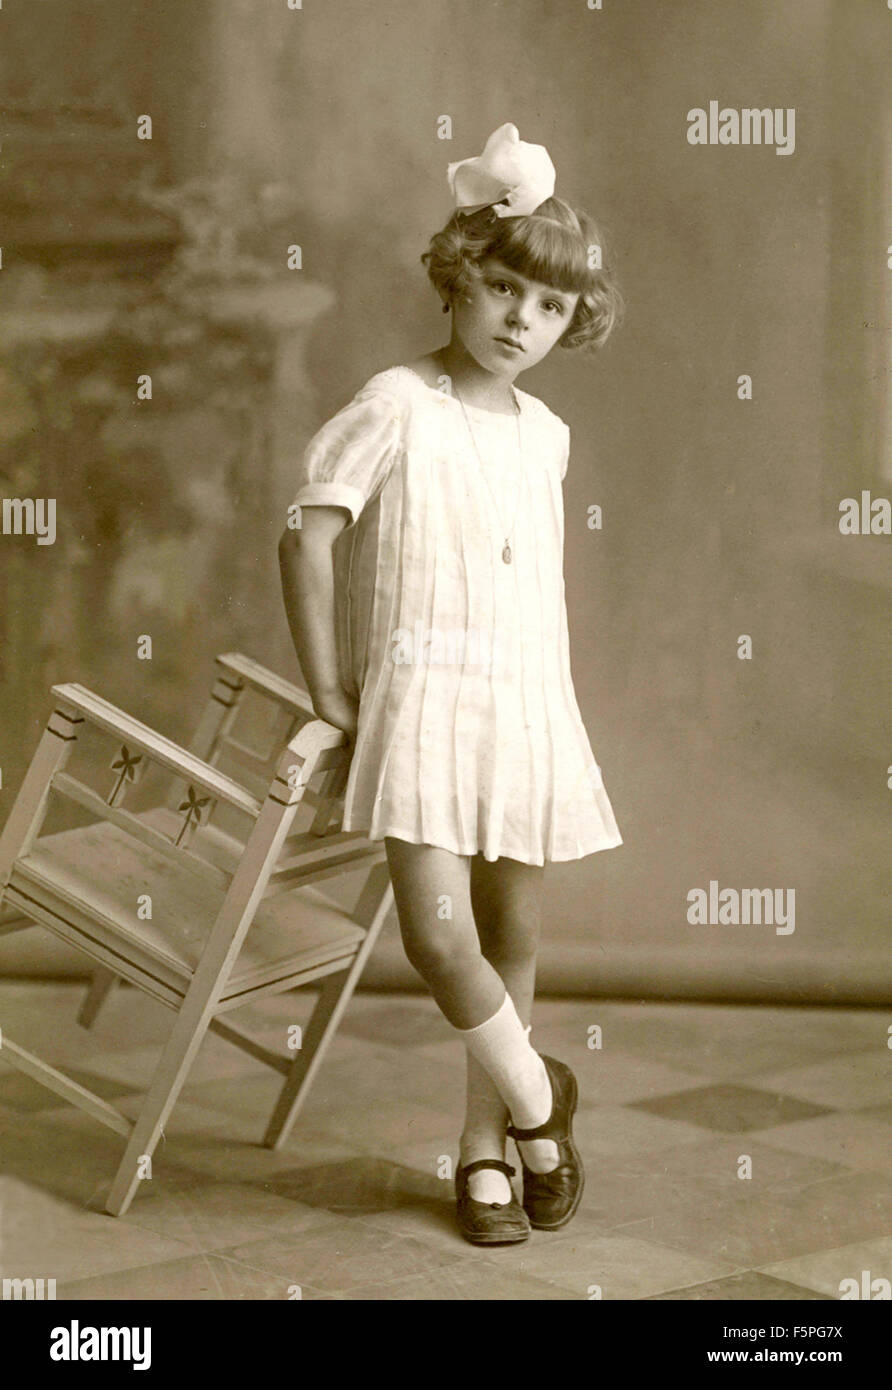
[494, 337, 525, 352]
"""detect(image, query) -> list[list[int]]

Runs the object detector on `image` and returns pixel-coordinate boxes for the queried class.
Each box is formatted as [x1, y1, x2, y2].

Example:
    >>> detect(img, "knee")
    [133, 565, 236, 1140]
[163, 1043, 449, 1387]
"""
[401, 924, 480, 983]
[481, 917, 540, 969]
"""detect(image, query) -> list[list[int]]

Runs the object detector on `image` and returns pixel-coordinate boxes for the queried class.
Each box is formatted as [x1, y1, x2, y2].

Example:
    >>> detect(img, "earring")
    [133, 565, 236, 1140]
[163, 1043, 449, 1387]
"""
[442, 302, 450, 314]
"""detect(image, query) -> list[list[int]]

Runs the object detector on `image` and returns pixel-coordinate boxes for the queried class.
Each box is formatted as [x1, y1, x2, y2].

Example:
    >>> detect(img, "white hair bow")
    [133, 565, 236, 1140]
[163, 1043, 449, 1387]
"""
[446, 123, 556, 219]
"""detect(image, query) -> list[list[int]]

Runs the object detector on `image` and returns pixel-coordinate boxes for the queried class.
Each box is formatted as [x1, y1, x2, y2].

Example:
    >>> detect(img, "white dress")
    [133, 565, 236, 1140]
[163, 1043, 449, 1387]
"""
[290, 364, 622, 866]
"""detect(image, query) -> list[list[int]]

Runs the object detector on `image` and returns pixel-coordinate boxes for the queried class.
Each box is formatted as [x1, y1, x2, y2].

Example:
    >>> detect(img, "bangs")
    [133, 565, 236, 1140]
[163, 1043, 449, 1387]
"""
[485, 213, 597, 295]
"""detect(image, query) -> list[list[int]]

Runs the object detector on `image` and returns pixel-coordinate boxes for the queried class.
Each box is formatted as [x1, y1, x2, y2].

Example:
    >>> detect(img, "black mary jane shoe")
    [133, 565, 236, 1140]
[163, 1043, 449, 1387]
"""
[506, 1053, 585, 1231]
[454, 1158, 531, 1245]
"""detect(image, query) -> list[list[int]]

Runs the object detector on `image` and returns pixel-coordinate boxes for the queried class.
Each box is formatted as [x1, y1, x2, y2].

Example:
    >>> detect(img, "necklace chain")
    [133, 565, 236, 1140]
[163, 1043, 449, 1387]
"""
[453, 385, 524, 564]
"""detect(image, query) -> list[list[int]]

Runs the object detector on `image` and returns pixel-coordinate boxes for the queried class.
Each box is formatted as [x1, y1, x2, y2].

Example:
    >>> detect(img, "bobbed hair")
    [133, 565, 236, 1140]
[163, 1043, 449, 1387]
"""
[421, 195, 624, 351]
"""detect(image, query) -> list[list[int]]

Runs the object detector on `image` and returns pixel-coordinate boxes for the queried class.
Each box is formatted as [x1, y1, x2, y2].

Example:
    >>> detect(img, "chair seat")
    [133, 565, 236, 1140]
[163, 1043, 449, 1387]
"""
[9, 816, 366, 1005]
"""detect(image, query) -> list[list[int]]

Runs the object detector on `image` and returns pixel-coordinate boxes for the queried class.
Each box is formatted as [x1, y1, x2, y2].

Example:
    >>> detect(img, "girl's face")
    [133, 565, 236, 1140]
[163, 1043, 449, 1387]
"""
[450, 257, 580, 379]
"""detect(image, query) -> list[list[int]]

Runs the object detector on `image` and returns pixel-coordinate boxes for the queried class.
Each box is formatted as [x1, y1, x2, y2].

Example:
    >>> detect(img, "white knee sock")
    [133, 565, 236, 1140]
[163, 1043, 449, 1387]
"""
[456, 992, 559, 1176]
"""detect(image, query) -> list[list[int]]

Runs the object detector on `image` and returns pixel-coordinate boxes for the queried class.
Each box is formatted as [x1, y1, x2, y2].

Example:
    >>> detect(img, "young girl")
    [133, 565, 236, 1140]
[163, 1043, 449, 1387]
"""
[279, 124, 623, 1245]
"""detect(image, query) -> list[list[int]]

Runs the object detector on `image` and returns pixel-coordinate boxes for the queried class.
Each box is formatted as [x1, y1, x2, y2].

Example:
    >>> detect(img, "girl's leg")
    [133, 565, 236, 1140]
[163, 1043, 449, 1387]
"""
[456, 853, 542, 1201]
[385, 837, 554, 1203]
[383, 837, 506, 1028]
[470, 850, 543, 1023]
[468, 854, 559, 1186]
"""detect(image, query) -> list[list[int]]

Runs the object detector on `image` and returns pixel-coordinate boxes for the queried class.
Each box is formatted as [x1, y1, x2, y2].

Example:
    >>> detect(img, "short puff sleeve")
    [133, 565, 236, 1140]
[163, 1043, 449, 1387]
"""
[291, 376, 403, 525]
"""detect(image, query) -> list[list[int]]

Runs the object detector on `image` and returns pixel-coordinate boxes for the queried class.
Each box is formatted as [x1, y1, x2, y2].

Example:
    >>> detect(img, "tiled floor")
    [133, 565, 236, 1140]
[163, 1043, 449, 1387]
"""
[0, 983, 890, 1300]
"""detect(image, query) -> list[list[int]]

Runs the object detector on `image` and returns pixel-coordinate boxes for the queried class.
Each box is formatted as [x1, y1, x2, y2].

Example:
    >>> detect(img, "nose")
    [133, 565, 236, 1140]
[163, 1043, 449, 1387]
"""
[506, 295, 533, 332]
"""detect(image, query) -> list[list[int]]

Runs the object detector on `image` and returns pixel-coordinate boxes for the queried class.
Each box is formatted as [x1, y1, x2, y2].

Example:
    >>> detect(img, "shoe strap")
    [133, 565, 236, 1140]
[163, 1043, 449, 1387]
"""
[507, 1054, 560, 1141]
[461, 1158, 516, 1178]
[507, 1119, 557, 1142]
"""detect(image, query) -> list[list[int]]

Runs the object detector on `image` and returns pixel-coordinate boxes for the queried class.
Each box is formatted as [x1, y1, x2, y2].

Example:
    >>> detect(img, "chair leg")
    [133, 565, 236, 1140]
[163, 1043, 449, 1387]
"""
[262, 969, 351, 1150]
[77, 968, 119, 1029]
[104, 1004, 216, 1217]
[263, 862, 394, 1151]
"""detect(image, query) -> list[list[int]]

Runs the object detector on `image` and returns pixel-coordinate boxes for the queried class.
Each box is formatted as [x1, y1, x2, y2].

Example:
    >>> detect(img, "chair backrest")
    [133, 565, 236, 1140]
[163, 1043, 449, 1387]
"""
[167, 653, 352, 845]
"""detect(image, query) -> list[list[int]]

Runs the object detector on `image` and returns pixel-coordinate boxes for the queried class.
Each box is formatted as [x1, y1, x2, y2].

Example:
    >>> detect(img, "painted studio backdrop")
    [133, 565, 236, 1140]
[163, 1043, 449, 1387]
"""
[0, 0, 889, 1001]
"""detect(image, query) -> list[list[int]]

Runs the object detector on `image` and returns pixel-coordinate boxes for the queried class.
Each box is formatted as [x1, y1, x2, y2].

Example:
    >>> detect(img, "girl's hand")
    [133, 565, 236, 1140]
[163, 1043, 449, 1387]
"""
[312, 686, 360, 742]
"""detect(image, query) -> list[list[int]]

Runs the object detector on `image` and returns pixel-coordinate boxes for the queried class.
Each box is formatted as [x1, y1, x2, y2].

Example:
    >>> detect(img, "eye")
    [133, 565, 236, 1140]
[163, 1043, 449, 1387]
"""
[489, 279, 514, 295]
[543, 300, 566, 315]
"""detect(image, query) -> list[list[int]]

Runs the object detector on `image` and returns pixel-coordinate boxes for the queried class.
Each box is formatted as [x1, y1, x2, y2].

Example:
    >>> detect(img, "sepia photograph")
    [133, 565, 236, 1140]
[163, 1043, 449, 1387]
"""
[0, 0, 889, 1347]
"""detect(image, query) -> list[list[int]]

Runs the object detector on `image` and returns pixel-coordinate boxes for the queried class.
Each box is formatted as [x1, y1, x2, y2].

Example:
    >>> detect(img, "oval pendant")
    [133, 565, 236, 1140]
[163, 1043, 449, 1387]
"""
[502, 543, 512, 564]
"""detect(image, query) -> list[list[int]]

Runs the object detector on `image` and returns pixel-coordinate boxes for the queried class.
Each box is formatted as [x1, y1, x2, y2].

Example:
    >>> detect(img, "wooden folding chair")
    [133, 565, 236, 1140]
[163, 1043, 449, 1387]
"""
[0, 654, 393, 1217]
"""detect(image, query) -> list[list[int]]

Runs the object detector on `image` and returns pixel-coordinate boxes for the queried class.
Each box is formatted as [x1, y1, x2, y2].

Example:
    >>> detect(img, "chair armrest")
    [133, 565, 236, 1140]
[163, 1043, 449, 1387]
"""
[52, 681, 351, 806]
[215, 652, 317, 722]
[52, 682, 263, 817]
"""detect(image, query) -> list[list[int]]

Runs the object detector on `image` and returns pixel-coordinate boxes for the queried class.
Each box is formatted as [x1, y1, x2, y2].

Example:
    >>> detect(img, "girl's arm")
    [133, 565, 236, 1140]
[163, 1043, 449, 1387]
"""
[278, 507, 359, 739]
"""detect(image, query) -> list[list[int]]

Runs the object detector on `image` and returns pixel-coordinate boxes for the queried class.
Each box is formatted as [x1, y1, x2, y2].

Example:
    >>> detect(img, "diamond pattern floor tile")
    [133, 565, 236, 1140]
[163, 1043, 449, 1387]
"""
[747, 1050, 892, 1111]
[757, 1234, 892, 1298]
[646, 1270, 833, 1300]
[59, 1252, 336, 1300]
[611, 1169, 892, 1268]
[747, 1111, 892, 1175]
[587, 1004, 886, 1079]
[0, 1065, 138, 1112]
[630, 1082, 833, 1133]
[473, 1214, 740, 1300]
[342, 1264, 581, 1299]
[256, 1155, 443, 1216]
[213, 1218, 469, 1295]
